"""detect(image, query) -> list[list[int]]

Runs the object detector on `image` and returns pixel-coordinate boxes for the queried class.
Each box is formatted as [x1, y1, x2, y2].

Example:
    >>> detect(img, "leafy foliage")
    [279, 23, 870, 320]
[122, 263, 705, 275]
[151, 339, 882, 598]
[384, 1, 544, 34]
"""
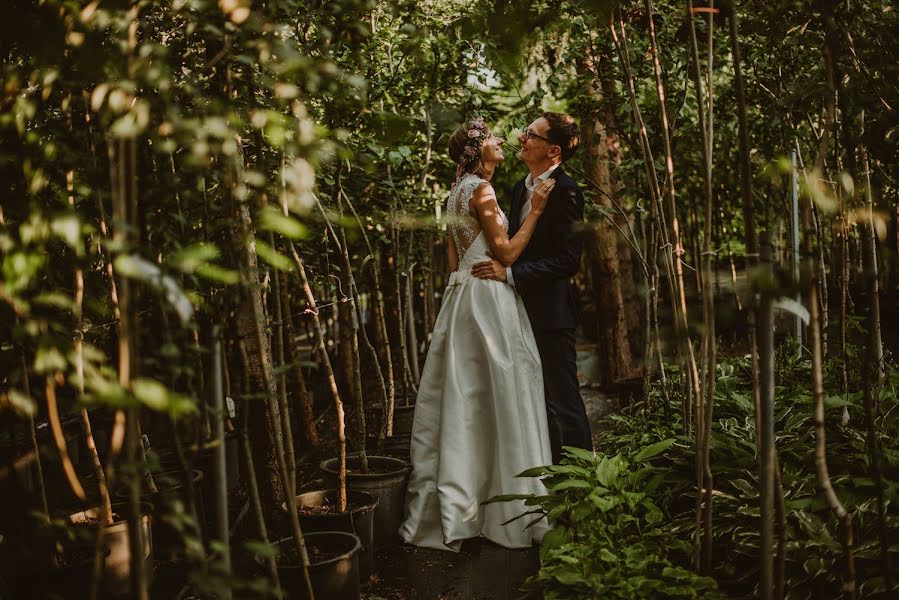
[493, 445, 720, 598]
[595, 351, 899, 599]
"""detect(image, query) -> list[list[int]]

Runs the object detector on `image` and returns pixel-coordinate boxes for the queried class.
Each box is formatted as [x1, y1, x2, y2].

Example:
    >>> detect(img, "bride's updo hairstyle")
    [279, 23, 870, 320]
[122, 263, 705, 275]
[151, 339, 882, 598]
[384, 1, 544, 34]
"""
[448, 118, 491, 179]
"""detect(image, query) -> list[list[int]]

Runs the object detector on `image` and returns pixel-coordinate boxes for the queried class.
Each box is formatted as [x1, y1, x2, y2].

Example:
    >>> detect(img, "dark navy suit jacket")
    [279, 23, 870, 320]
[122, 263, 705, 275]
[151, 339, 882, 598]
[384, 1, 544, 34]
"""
[508, 166, 584, 332]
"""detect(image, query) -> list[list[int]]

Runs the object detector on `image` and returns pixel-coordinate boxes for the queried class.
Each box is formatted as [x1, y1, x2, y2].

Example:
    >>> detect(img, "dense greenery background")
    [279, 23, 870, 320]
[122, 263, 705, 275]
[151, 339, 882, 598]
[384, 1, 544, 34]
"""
[2, 0, 898, 598]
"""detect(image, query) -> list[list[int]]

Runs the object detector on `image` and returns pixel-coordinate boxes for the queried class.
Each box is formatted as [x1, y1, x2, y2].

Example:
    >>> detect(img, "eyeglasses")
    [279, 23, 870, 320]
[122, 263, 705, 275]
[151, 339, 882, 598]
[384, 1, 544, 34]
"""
[522, 127, 553, 144]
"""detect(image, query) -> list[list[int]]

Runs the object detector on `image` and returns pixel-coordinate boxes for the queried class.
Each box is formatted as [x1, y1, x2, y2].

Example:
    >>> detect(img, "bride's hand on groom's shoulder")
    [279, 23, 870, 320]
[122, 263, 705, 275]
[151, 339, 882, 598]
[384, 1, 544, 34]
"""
[530, 178, 556, 215]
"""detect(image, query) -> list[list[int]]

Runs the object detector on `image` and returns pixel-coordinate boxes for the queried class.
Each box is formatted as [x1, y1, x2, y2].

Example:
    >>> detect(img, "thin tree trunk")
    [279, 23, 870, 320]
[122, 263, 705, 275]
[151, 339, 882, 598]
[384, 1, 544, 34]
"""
[699, 2, 718, 575]
[685, 0, 715, 571]
[647, 0, 702, 419]
[390, 216, 416, 399]
[234, 196, 283, 511]
[350, 273, 388, 453]
[580, 46, 635, 384]
[404, 260, 421, 384]
[610, 10, 691, 433]
[109, 133, 148, 600]
[44, 376, 86, 502]
[860, 130, 892, 589]
[235, 354, 281, 596]
[342, 190, 392, 440]
[813, 203, 830, 355]
[69, 162, 114, 597]
[18, 353, 48, 518]
[728, 0, 757, 268]
[806, 10, 856, 591]
[271, 254, 297, 497]
[774, 456, 787, 600]
[758, 235, 776, 600]
[288, 242, 348, 511]
[282, 282, 319, 447]
[318, 185, 369, 472]
[424, 232, 437, 335]
[808, 260, 856, 599]
[249, 277, 313, 597]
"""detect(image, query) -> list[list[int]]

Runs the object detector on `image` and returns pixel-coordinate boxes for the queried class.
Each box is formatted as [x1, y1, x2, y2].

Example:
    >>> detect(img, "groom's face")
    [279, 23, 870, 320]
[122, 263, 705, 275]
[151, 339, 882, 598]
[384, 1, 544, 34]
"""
[518, 117, 555, 166]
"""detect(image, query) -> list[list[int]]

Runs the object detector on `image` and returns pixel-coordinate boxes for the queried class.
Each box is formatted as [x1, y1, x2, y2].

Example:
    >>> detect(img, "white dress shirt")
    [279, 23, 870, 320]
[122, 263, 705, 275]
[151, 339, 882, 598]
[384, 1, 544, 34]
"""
[507, 164, 559, 287]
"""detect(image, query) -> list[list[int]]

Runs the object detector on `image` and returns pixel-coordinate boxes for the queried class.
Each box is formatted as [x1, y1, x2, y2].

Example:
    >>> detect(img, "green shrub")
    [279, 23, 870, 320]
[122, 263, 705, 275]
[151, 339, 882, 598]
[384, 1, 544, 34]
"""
[490, 445, 720, 599]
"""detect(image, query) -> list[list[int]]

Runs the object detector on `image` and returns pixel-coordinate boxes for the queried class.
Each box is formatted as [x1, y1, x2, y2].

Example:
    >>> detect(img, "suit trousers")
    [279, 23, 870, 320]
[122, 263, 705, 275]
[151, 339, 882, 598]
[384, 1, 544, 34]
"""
[533, 328, 593, 463]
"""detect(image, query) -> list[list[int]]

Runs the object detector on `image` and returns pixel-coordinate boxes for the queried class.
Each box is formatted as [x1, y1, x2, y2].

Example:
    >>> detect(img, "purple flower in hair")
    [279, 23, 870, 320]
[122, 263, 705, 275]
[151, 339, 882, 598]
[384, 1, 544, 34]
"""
[453, 116, 489, 171]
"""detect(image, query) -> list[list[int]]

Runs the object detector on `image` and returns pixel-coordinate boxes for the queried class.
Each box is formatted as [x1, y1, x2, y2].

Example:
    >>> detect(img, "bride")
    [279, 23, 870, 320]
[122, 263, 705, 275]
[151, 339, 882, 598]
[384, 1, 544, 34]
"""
[399, 118, 554, 551]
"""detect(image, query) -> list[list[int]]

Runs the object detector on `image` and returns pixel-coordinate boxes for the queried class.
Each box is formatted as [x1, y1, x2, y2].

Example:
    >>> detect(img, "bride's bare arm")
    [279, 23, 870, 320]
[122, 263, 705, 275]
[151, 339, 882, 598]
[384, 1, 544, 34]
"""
[470, 180, 555, 267]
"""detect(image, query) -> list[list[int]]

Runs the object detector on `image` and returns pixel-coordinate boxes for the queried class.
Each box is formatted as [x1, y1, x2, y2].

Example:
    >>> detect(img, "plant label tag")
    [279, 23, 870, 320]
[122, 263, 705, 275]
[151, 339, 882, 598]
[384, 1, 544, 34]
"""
[141, 434, 151, 452]
[225, 396, 236, 419]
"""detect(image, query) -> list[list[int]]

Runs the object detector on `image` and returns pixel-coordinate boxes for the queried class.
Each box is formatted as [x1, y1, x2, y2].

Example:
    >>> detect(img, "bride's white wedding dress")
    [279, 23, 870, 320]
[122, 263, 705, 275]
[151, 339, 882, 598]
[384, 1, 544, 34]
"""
[399, 173, 552, 551]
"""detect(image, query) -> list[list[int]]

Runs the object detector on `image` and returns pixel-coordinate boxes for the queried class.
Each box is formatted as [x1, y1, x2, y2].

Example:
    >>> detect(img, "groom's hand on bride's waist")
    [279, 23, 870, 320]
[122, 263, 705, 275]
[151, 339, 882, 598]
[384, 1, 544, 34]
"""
[471, 258, 507, 282]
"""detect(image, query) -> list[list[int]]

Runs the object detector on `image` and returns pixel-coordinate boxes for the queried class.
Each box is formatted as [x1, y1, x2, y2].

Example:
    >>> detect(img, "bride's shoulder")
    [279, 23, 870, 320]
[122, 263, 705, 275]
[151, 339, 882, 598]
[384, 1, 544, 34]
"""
[469, 179, 497, 206]
[456, 173, 491, 195]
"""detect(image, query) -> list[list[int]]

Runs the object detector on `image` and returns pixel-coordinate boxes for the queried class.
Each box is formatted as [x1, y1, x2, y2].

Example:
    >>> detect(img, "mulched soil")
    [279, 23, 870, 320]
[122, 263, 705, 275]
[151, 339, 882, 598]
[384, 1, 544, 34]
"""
[69, 511, 121, 527]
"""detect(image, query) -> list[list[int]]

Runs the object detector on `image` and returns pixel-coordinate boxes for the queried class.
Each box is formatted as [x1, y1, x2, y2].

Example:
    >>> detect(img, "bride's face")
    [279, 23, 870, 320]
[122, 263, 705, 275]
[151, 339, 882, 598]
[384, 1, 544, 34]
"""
[480, 133, 505, 164]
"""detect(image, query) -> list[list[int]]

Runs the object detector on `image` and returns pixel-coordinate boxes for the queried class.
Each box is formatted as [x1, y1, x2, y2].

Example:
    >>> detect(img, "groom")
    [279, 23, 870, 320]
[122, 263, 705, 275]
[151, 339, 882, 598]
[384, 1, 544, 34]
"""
[472, 112, 593, 464]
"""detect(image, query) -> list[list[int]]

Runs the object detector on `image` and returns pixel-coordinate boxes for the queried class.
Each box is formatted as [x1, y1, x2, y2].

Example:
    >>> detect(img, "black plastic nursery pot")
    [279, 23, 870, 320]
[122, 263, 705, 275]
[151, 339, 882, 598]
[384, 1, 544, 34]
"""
[366, 434, 412, 460]
[116, 469, 206, 559]
[263, 532, 362, 600]
[67, 501, 154, 598]
[43, 546, 111, 600]
[319, 455, 410, 544]
[285, 489, 378, 581]
[391, 404, 416, 436]
[152, 433, 240, 492]
[382, 434, 411, 459]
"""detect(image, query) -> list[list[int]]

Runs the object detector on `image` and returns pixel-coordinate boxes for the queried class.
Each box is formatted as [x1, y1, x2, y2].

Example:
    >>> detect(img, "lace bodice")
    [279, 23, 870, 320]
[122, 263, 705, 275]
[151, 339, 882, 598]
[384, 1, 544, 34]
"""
[446, 173, 508, 268]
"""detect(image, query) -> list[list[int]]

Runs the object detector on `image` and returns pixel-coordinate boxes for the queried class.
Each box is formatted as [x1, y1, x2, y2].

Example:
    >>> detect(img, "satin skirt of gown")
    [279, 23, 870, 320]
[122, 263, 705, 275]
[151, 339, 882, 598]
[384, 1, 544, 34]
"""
[399, 231, 552, 552]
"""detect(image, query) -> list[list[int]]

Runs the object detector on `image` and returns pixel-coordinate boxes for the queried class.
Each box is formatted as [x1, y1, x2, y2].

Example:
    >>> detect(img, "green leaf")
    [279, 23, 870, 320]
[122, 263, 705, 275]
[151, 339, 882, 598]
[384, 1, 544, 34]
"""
[254, 239, 294, 272]
[32, 292, 73, 311]
[517, 465, 553, 477]
[541, 527, 567, 555]
[633, 438, 676, 462]
[588, 495, 619, 513]
[599, 548, 617, 562]
[115, 255, 194, 324]
[2, 389, 36, 417]
[483, 493, 535, 504]
[549, 478, 593, 491]
[195, 263, 240, 285]
[561, 446, 595, 463]
[500, 509, 545, 526]
[2, 251, 45, 293]
[730, 478, 758, 497]
[169, 243, 220, 273]
[257, 206, 308, 240]
[644, 507, 662, 525]
[547, 504, 567, 521]
[132, 378, 197, 418]
[246, 540, 278, 559]
[824, 395, 857, 410]
[595, 457, 619, 488]
[553, 567, 586, 586]
[51, 214, 84, 257]
[34, 347, 67, 374]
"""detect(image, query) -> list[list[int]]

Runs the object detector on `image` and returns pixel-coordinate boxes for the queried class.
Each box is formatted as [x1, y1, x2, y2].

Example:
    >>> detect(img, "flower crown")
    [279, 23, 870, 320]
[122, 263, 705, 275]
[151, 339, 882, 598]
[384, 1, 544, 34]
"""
[455, 117, 489, 180]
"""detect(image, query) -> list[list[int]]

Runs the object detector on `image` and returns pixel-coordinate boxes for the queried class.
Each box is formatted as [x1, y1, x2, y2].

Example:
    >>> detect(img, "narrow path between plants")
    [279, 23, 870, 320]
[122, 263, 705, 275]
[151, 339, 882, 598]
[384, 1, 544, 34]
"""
[361, 387, 617, 600]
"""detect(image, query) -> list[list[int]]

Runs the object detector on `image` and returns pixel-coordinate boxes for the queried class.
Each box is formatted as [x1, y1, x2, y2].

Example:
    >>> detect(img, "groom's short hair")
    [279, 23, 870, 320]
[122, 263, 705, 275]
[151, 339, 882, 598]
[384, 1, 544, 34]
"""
[542, 112, 579, 162]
